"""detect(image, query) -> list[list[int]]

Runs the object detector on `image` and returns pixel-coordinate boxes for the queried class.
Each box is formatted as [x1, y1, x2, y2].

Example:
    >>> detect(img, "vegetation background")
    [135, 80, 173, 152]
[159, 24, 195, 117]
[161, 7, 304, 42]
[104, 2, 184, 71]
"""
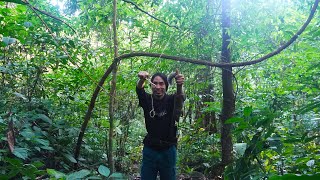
[0, 0, 319, 179]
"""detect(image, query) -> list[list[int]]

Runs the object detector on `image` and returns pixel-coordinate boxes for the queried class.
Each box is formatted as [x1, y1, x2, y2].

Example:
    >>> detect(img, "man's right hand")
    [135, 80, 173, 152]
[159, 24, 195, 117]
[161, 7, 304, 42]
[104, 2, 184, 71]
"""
[138, 71, 149, 80]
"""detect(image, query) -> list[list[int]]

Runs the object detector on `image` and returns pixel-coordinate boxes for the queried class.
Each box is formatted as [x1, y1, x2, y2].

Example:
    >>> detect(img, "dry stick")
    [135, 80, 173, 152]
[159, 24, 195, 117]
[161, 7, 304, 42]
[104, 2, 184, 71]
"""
[74, 0, 319, 162]
[122, 0, 179, 30]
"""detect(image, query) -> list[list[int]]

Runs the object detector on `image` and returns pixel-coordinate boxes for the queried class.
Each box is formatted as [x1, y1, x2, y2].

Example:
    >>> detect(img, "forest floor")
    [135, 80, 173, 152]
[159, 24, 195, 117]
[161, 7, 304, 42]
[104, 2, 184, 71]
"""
[129, 172, 219, 180]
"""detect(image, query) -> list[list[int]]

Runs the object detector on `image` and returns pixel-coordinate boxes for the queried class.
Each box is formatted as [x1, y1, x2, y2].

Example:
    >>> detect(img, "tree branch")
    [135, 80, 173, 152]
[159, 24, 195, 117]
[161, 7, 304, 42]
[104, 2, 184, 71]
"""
[117, 0, 318, 68]
[121, 0, 179, 30]
[24, 0, 77, 34]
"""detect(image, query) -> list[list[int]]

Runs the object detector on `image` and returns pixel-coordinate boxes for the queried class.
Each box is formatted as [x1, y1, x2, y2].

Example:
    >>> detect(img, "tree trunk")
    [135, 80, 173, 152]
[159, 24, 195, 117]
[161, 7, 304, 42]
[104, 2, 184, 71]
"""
[220, 0, 234, 174]
[108, 0, 119, 173]
[202, 84, 217, 134]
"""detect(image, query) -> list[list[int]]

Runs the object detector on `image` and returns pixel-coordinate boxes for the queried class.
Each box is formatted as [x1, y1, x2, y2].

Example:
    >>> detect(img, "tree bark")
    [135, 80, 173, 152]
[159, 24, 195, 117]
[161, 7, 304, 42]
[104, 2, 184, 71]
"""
[108, 0, 119, 173]
[220, 0, 234, 172]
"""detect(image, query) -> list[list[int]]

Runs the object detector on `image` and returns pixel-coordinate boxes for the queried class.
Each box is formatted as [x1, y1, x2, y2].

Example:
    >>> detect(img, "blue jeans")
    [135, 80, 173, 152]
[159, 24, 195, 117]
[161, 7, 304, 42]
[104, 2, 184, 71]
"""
[141, 146, 177, 180]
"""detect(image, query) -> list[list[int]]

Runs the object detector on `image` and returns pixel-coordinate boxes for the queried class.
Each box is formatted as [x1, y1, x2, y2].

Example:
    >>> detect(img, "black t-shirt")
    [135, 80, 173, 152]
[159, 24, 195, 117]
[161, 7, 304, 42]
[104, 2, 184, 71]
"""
[136, 87, 178, 150]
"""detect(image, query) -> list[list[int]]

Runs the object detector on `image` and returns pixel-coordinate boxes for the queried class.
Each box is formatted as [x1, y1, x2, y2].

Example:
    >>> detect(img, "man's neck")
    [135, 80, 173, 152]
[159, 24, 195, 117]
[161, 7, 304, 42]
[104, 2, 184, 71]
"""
[153, 93, 165, 100]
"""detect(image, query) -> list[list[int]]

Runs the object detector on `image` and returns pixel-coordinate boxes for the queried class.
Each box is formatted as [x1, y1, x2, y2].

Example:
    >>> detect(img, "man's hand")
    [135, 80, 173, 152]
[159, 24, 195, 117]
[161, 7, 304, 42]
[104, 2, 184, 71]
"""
[175, 70, 184, 86]
[138, 71, 149, 80]
[137, 71, 149, 89]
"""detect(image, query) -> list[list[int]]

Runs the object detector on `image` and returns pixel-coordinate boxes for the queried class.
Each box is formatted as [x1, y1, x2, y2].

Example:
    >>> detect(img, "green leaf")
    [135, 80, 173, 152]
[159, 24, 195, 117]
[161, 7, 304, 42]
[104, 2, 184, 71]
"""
[109, 172, 126, 179]
[35, 138, 49, 146]
[98, 165, 110, 177]
[33, 114, 52, 124]
[68, 40, 75, 48]
[0, 66, 7, 73]
[5, 157, 23, 166]
[297, 100, 320, 114]
[13, 92, 27, 100]
[268, 173, 320, 180]
[63, 153, 77, 163]
[67, 169, 91, 180]
[21, 128, 35, 139]
[203, 101, 221, 112]
[225, 117, 244, 124]
[32, 161, 44, 168]
[86, 176, 101, 180]
[36, 138, 54, 150]
[40, 145, 54, 151]
[243, 106, 252, 117]
[47, 169, 66, 179]
[13, 148, 29, 160]
[233, 143, 247, 156]
[115, 127, 122, 135]
[21, 164, 38, 178]
[303, 135, 320, 143]
[2, 37, 16, 46]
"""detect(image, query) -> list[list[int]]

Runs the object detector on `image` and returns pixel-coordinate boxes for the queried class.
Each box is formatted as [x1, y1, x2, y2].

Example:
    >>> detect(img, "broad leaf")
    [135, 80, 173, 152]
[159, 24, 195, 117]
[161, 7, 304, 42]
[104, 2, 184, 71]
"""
[233, 143, 247, 157]
[13, 148, 29, 160]
[109, 172, 126, 179]
[33, 114, 52, 124]
[98, 165, 110, 177]
[63, 153, 77, 163]
[67, 169, 91, 180]
[243, 106, 252, 117]
[2, 37, 16, 46]
[13, 92, 27, 100]
[225, 117, 244, 124]
[47, 169, 66, 179]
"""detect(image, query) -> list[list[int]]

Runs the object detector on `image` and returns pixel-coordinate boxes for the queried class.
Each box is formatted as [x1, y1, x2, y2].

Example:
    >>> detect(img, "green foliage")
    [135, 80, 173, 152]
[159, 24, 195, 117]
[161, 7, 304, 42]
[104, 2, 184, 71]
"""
[0, 0, 27, 5]
[178, 120, 221, 176]
[1, 0, 319, 179]
[98, 165, 111, 177]
[268, 173, 320, 180]
[0, 157, 45, 179]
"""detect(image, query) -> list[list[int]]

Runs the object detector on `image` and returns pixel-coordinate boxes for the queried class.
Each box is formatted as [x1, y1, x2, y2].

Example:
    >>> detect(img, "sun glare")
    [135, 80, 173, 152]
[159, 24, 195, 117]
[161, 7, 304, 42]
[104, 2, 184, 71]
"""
[50, 0, 64, 9]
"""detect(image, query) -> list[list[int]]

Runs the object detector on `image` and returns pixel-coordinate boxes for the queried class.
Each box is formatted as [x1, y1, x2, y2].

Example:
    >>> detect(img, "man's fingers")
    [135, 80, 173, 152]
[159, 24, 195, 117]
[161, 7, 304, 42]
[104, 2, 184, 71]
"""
[175, 75, 184, 85]
[175, 74, 184, 80]
[138, 71, 149, 79]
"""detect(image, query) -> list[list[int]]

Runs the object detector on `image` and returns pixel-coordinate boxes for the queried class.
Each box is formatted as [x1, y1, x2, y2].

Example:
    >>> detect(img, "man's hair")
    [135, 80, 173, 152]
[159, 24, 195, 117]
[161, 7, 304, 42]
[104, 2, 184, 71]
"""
[151, 72, 169, 91]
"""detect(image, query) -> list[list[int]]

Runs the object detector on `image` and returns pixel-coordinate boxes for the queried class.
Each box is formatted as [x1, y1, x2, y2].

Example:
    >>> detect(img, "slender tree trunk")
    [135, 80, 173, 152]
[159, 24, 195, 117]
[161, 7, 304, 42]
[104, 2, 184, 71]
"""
[220, 0, 234, 172]
[108, 0, 119, 173]
[203, 84, 217, 134]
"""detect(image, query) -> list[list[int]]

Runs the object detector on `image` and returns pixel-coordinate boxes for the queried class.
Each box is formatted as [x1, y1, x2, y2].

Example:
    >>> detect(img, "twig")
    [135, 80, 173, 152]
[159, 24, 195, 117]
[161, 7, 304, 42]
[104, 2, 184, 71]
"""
[122, 0, 179, 30]
[22, 0, 76, 34]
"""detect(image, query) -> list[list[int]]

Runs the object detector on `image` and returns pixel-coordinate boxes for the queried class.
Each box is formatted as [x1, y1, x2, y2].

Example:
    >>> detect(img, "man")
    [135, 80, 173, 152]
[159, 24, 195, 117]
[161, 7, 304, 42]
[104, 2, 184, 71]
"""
[136, 71, 185, 180]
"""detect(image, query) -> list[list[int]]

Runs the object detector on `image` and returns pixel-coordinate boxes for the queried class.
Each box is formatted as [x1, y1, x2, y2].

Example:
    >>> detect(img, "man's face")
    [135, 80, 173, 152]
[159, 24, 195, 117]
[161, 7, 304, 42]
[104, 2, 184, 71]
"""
[151, 76, 166, 99]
